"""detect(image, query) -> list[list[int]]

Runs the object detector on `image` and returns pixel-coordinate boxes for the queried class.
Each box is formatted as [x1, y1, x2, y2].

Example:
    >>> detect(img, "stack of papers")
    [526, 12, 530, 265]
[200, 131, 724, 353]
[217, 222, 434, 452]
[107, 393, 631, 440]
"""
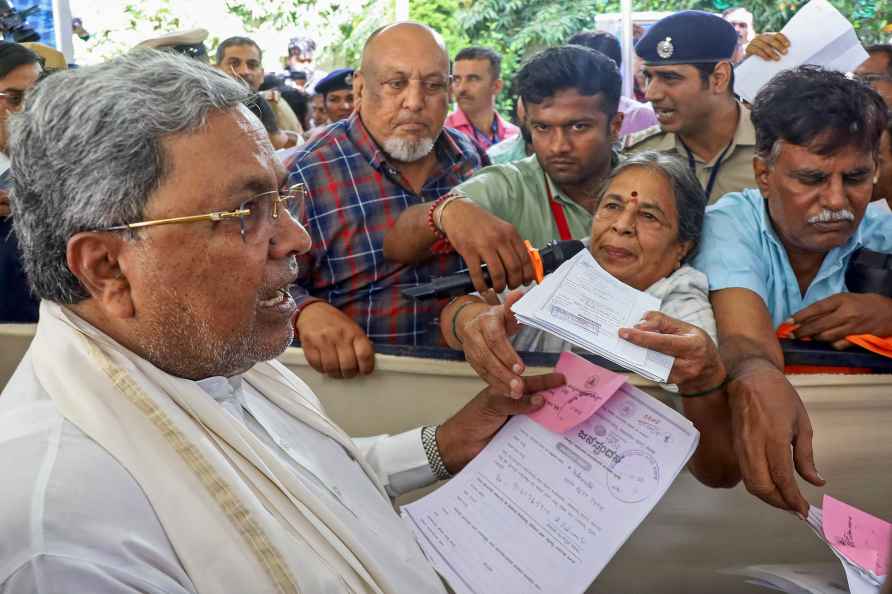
[734, 0, 869, 103]
[806, 496, 889, 594]
[402, 354, 698, 594]
[720, 563, 850, 594]
[511, 248, 674, 382]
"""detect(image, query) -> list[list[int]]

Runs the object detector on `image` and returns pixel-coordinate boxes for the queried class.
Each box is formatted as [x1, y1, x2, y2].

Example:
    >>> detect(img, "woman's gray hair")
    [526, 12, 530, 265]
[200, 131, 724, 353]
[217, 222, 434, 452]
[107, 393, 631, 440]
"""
[595, 150, 707, 262]
[9, 49, 251, 304]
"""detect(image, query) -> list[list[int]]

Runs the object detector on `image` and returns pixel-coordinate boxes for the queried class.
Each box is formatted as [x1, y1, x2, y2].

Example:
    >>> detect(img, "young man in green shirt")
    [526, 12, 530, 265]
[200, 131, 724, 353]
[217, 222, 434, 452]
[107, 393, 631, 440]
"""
[384, 45, 622, 294]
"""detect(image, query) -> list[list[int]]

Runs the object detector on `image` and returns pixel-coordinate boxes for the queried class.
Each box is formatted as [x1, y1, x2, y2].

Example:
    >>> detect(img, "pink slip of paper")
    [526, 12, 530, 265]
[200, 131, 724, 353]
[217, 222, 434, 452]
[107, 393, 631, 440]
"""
[822, 494, 891, 576]
[528, 352, 627, 434]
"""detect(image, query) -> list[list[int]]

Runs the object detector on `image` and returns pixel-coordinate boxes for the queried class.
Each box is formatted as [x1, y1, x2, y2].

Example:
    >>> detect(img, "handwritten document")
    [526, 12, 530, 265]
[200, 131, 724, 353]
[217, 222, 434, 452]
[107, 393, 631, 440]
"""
[734, 0, 868, 102]
[402, 383, 698, 594]
[528, 352, 627, 433]
[806, 499, 889, 594]
[511, 249, 674, 382]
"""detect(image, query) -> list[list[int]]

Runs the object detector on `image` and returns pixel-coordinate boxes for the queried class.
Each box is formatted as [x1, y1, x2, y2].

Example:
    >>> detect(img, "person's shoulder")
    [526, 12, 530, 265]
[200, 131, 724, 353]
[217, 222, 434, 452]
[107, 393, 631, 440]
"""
[288, 119, 354, 172]
[0, 408, 195, 592]
[460, 155, 538, 198]
[705, 187, 763, 217]
[622, 124, 668, 151]
[860, 199, 892, 250]
[443, 125, 483, 162]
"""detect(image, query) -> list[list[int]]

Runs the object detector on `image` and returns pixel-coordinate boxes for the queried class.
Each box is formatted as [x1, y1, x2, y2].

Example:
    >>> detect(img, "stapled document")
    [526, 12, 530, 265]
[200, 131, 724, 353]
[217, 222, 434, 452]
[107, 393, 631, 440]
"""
[805, 497, 889, 594]
[511, 248, 674, 382]
[734, 0, 869, 103]
[401, 382, 698, 594]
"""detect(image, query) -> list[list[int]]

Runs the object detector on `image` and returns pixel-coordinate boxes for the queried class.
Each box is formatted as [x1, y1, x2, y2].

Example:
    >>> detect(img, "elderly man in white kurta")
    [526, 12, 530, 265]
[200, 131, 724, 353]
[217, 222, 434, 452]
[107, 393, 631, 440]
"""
[0, 49, 561, 594]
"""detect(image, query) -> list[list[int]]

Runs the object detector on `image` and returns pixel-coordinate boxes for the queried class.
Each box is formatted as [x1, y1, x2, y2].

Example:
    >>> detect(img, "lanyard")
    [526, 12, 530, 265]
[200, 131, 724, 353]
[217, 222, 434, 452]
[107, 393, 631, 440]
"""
[543, 170, 572, 241]
[680, 138, 733, 201]
[472, 116, 500, 147]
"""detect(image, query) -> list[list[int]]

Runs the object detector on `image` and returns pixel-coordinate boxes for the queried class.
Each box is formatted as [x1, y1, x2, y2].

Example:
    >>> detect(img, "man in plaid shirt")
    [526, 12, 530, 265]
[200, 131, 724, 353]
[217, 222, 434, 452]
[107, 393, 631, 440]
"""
[288, 22, 485, 378]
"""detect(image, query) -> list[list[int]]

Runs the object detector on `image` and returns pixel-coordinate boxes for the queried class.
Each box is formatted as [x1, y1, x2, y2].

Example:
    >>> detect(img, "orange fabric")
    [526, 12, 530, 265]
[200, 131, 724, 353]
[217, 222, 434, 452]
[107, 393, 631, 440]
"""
[775, 324, 892, 374]
[846, 334, 892, 359]
[525, 240, 545, 284]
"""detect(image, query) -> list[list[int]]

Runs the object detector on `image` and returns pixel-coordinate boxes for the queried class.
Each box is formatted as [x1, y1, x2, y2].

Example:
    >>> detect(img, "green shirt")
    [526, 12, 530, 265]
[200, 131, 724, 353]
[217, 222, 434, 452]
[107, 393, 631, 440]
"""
[456, 155, 593, 249]
[486, 134, 529, 165]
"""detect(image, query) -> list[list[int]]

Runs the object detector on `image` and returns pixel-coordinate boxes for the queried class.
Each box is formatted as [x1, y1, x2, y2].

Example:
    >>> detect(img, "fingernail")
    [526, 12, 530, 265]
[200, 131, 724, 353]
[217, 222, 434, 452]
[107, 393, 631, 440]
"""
[619, 329, 630, 339]
[531, 395, 544, 406]
[512, 363, 524, 374]
[797, 512, 807, 521]
[510, 379, 522, 398]
[783, 318, 795, 325]
[816, 471, 825, 482]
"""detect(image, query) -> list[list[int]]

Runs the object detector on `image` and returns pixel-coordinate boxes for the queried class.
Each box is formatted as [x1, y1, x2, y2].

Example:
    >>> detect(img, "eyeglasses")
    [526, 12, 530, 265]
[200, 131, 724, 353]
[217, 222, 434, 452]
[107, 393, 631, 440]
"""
[101, 183, 306, 243]
[854, 73, 892, 85]
[0, 90, 25, 108]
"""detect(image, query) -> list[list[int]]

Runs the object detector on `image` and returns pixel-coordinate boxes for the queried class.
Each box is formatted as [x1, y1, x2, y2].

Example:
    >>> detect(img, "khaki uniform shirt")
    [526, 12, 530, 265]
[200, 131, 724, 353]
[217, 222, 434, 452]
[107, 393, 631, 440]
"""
[623, 102, 757, 203]
[456, 155, 595, 249]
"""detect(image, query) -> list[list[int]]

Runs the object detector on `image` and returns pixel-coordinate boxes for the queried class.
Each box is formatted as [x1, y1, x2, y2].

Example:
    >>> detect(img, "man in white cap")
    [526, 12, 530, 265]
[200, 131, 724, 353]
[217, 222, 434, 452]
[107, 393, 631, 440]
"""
[137, 28, 210, 62]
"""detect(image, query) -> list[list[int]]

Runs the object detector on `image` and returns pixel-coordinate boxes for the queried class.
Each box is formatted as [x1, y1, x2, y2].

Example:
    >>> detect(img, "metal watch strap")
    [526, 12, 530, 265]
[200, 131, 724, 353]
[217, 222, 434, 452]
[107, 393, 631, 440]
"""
[421, 425, 452, 480]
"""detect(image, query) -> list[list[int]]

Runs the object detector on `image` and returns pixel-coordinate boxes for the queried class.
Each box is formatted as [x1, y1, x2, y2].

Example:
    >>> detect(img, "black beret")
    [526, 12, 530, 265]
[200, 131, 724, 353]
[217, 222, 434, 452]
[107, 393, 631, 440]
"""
[635, 11, 737, 65]
[315, 68, 354, 96]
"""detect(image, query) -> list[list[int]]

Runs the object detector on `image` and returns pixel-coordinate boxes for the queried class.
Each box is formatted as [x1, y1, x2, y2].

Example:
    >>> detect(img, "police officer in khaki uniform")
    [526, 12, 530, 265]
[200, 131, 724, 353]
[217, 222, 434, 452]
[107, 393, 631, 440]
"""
[624, 11, 756, 203]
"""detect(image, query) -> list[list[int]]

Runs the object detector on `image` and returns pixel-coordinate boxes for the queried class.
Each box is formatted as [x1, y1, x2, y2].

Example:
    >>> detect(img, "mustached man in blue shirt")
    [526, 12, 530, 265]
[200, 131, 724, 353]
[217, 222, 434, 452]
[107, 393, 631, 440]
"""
[693, 66, 892, 519]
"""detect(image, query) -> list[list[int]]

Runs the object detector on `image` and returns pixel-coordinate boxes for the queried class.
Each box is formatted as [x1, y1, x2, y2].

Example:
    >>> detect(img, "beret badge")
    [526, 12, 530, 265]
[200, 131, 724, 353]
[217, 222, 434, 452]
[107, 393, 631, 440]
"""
[656, 36, 674, 59]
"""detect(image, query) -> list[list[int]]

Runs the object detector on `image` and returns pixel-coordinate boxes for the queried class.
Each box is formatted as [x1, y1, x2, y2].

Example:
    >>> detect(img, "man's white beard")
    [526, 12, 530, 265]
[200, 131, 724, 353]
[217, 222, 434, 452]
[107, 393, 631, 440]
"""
[382, 135, 435, 163]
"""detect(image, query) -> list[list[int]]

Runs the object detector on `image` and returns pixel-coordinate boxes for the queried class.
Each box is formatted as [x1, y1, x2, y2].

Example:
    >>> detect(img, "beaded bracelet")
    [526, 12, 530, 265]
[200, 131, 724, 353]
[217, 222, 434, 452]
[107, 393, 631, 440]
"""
[426, 195, 450, 240]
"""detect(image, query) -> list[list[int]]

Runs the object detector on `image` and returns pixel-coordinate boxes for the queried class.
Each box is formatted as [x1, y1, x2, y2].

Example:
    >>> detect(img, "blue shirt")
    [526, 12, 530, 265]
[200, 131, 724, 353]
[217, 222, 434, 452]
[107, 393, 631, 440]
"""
[692, 189, 892, 328]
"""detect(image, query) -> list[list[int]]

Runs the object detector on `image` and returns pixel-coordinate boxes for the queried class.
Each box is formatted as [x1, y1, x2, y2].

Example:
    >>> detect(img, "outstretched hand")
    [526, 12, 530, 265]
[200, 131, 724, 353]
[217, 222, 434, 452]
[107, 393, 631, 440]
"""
[441, 200, 535, 294]
[619, 311, 725, 394]
[745, 32, 790, 61]
[435, 372, 565, 474]
[457, 291, 527, 398]
[727, 362, 824, 517]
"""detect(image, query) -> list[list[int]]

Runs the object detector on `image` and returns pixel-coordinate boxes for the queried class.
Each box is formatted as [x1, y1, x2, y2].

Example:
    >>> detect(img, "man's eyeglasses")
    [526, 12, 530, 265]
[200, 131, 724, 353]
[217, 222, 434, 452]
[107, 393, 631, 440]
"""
[101, 183, 306, 243]
[0, 90, 25, 108]
[854, 73, 892, 85]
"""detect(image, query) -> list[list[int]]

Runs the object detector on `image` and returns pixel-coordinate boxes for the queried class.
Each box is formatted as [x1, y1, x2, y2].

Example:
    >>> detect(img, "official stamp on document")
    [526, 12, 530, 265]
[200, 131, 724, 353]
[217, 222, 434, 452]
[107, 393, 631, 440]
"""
[608, 450, 661, 503]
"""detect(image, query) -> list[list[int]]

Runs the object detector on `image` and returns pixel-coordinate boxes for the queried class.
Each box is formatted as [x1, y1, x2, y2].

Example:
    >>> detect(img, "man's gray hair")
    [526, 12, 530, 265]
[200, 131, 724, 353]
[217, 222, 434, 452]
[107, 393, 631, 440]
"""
[595, 151, 707, 262]
[10, 49, 251, 304]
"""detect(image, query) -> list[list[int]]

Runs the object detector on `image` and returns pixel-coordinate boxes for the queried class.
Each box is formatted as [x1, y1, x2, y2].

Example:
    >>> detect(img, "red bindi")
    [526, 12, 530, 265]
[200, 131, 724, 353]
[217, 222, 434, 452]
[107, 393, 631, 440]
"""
[631, 191, 638, 197]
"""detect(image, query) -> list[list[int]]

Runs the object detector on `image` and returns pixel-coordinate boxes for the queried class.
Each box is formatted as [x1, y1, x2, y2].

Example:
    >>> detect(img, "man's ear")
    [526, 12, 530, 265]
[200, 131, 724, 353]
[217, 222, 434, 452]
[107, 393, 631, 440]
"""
[353, 71, 365, 112]
[492, 78, 504, 97]
[609, 110, 624, 141]
[66, 232, 135, 319]
[711, 62, 733, 95]
[753, 155, 771, 195]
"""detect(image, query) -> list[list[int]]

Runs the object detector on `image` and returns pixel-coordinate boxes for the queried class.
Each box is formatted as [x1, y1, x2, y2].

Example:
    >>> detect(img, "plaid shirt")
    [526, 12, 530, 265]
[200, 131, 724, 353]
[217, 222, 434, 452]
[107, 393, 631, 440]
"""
[288, 113, 483, 345]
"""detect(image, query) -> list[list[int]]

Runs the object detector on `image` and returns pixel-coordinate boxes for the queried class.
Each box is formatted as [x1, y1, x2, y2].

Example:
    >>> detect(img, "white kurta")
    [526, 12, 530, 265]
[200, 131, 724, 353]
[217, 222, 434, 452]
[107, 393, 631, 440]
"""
[0, 336, 442, 593]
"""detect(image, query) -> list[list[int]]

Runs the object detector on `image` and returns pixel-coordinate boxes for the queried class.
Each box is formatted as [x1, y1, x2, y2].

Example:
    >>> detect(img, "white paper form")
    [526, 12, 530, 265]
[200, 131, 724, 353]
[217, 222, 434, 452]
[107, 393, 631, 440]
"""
[401, 384, 698, 594]
[734, 0, 869, 103]
[511, 249, 674, 382]
[720, 563, 850, 594]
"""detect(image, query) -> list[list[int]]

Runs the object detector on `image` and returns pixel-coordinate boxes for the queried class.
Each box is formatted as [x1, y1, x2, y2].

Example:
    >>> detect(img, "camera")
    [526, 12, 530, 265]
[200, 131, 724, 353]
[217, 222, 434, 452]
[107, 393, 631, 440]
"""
[0, 0, 40, 44]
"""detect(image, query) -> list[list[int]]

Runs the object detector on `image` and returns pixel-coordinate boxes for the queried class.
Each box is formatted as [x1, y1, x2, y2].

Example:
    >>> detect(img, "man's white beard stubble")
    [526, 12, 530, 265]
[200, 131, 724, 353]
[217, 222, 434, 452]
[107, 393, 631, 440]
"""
[382, 135, 435, 162]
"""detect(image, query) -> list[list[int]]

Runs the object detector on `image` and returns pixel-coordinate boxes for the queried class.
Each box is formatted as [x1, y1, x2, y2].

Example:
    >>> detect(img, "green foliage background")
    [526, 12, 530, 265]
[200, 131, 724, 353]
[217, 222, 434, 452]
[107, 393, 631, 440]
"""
[451, 0, 890, 114]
